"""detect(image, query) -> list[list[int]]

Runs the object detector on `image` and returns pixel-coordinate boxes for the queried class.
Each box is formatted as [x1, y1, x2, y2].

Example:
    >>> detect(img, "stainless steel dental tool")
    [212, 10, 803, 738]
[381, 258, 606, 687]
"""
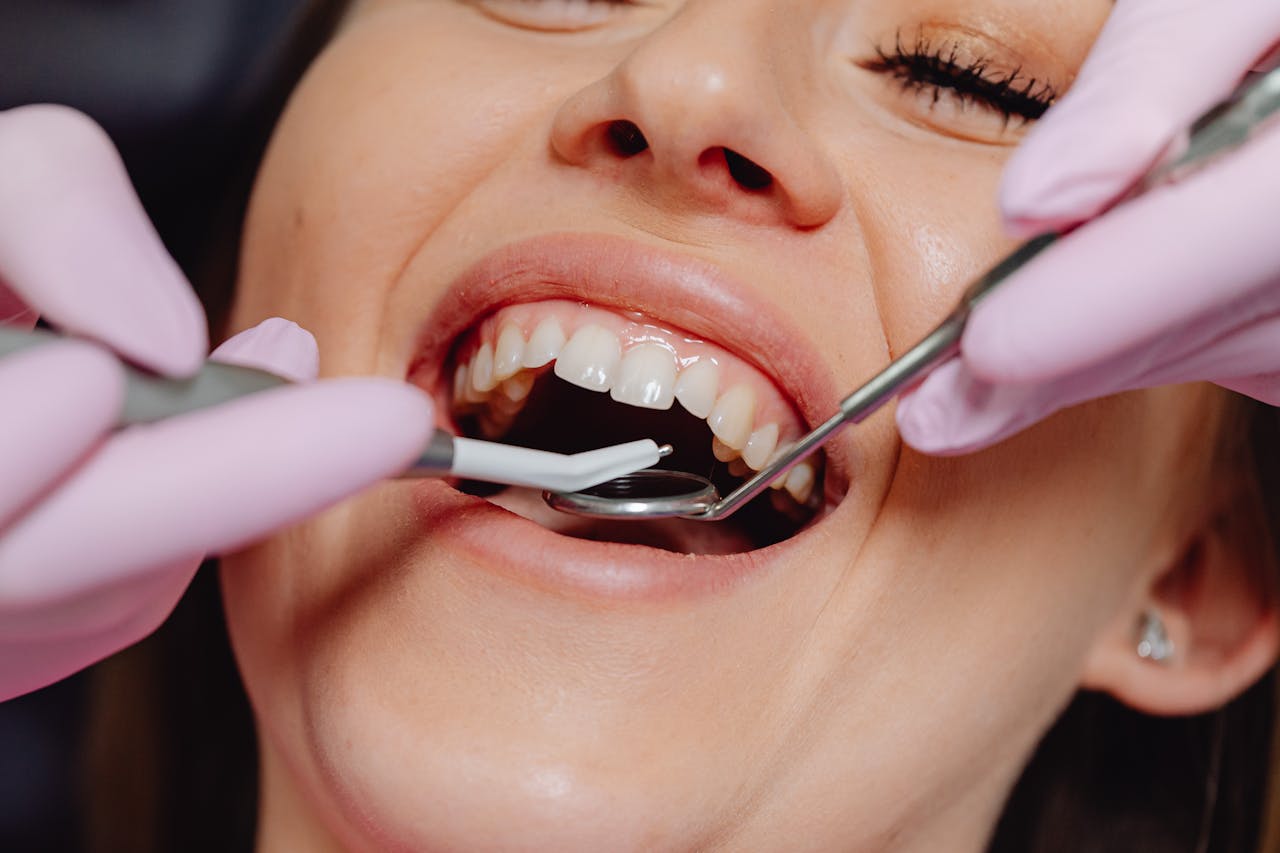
[0, 325, 669, 494]
[544, 59, 1280, 522]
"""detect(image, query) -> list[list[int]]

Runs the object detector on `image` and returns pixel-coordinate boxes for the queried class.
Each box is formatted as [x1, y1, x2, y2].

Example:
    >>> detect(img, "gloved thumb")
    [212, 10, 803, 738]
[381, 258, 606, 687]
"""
[209, 317, 320, 382]
[894, 353, 1120, 456]
[895, 360, 1050, 455]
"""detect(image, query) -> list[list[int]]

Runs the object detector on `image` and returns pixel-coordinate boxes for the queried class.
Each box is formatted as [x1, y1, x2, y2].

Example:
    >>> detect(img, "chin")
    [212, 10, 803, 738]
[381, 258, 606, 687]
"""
[294, 669, 724, 852]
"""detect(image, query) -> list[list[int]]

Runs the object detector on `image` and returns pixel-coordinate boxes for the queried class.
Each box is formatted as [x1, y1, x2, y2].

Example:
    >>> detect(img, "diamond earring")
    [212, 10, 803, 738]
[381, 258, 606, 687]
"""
[1136, 610, 1174, 664]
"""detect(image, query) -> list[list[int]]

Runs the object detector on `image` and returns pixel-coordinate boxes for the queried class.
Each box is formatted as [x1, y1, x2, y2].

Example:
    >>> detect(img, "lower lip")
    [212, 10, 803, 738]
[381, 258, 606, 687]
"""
[410, 480, 791, 603]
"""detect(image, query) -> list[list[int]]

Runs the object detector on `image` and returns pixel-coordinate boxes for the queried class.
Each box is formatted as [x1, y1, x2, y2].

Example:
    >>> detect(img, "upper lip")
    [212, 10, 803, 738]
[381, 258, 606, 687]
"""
[405, 232, 853, 492]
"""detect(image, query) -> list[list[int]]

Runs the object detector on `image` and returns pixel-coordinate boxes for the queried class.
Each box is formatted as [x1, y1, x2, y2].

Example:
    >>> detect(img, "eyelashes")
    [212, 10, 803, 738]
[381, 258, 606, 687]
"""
[858, 30, 1058, 125]
[475, 6, 1057, 132]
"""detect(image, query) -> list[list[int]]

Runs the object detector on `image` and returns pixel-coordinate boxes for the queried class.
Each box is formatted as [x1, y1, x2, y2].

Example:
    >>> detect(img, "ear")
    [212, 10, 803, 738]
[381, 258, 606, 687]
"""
[1081, 482, 1280, 717]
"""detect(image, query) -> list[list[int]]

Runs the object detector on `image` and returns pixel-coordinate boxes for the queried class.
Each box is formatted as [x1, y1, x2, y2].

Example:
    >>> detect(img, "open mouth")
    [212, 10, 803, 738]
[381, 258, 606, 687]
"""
[412, 298, 828, 556]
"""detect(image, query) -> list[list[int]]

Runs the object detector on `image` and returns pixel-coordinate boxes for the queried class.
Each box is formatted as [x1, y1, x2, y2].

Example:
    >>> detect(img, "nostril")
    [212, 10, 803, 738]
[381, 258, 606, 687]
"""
[723, 148, 773, 192]
[606, 120, 649, 158]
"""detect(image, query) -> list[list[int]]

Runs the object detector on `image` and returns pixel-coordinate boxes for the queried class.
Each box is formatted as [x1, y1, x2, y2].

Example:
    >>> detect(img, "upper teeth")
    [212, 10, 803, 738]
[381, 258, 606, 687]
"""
[523, 317, 566, 369]
[707, 385, 756, 450]
[494, 323, 525, 380]
[742, 423, 780, 469]
[611, 343, 677, 409]
[449, 302, 818, 504]
[554, 324, 621, 392]
[673, 360, 718, 418]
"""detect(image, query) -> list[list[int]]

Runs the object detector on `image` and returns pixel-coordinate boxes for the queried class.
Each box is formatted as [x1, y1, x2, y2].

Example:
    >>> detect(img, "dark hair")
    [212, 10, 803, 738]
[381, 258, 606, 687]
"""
[991, 400, 1280, 853]
[77, 3, 1280, 848]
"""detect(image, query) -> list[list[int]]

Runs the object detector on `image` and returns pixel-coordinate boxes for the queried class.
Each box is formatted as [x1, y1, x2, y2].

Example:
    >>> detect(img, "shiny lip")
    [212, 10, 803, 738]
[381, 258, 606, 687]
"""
[399, 232, 858, 602]
[406, 232, 851, 489]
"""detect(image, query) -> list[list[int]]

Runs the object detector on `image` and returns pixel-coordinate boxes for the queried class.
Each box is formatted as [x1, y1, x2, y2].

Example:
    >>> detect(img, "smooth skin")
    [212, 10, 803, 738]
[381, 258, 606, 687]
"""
[217, 1, 1280, 851]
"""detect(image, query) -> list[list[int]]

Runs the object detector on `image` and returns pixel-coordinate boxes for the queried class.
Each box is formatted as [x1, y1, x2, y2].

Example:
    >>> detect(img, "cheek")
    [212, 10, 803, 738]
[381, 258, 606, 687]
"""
[876, 390, 1169, 689]
[908, 222, 976, 302]
[802, 394, 1175, 797]
[231, 5, 576, 352]
[857, 141, 1012, 348]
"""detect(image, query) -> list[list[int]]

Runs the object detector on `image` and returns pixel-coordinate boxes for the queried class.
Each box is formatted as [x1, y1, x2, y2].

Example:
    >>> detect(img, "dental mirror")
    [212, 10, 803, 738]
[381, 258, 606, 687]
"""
[543, 469, 718, 520]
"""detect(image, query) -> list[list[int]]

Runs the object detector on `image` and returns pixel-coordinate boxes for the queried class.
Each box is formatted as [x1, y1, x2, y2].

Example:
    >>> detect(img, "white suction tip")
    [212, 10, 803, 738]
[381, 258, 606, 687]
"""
[449, 438, 667, 493]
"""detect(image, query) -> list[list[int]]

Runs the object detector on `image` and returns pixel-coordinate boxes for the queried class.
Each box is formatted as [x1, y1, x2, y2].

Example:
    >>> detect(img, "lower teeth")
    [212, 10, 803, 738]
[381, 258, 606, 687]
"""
[448, 369, 823, 553]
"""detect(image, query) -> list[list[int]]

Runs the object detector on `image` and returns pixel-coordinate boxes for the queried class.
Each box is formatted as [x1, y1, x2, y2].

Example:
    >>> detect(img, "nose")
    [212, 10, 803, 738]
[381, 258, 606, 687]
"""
[549, 2, 844, 230]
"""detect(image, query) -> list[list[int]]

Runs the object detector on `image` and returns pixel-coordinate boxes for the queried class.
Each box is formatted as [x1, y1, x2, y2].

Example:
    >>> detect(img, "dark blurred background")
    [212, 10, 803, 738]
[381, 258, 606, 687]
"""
[0, 3, 331, 849]
[1, 0, 318, 292]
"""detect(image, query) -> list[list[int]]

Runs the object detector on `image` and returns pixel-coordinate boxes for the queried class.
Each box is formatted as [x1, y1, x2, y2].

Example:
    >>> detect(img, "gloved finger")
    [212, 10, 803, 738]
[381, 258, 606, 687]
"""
[898, 303, 1280, 455]
[0, 562, 196, 702]
[1001, 0, 1280, 234]
[0, 105, 206, 375]
[0, 277, 37, 328]
[209, 317, 320, 382]
[1220, 373, 1280, 406]
[896, 360, 1067, 456]
[1123, 312, 1280, 405]
[1203, 314, 1280, 407]
[966, 123, 1280, 384]
[0, 341, 123, 527]
[895, 339, 1157, 456]
[0, 378, 433, 605]
[0, 552, 195, 641]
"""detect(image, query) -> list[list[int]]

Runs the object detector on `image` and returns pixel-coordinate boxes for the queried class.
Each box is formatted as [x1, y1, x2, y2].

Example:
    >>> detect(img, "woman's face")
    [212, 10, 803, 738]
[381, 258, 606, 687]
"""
[220, 1, 1216, 849]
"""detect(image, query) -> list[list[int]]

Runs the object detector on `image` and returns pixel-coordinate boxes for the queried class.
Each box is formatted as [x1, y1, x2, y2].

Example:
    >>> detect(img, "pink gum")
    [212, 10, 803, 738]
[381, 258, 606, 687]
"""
[460, 300, 806, 441]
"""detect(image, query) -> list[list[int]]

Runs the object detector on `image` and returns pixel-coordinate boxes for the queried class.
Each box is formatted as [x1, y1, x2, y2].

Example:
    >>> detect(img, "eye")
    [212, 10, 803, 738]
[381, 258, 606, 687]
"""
[469, 0, 640, 32]
[857, 29, 1059, 142]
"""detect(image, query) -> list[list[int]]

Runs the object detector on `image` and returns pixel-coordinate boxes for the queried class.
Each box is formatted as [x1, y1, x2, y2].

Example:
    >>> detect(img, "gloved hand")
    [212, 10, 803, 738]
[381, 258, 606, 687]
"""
[897, 0, 1280, 455]
[0, 105, 433, 701]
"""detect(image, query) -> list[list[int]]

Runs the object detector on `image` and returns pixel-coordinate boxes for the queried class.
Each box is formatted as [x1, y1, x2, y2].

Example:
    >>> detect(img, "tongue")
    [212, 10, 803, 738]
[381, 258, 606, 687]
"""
[487, 488, 757, 556]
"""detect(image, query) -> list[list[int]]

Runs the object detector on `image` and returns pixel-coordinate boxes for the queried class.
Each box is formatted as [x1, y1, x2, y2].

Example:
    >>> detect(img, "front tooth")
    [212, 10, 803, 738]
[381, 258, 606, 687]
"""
[494, 324, 525, 380]
[712, 437, 739, 462]
[554, 325, 621, 392]
[674, 360, 719, 418]
[785, 462, 815, 504]
[471, 343, 497, 393]
[742, 423, 779, 470]
[707, 385, 756, 449]
[523, 318, 566, 368]
[500, 371, 535, 402]
[611, 344, 676, 409]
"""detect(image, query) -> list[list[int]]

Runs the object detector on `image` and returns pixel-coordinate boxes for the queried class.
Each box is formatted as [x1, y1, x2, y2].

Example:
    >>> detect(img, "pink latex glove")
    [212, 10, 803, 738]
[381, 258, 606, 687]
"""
[0, 105, 433, 701]
[897, 1, 1280, 455]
